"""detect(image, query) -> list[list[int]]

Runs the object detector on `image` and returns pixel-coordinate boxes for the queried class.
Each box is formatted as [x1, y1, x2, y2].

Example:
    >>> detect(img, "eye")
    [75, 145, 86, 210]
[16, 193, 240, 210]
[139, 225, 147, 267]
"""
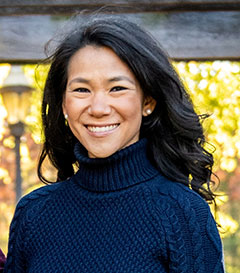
[110, 86, 127, 92]
[73, 88, 90, 93]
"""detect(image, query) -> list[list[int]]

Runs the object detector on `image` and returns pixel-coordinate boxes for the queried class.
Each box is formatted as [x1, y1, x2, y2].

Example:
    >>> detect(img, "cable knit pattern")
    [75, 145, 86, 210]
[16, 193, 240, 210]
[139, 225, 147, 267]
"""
[4, 139, 225, 273]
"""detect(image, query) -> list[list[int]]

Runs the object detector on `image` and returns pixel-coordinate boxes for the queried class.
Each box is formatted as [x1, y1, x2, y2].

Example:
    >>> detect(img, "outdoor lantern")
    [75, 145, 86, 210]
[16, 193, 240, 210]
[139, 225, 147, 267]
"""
[0, 65, 33, 202]
[0, 65, 32, 125]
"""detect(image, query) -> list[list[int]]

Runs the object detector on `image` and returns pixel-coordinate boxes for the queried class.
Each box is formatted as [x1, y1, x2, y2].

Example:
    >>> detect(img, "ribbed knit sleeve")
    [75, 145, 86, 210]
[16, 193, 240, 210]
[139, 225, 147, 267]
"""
[151, 182, 225, 273]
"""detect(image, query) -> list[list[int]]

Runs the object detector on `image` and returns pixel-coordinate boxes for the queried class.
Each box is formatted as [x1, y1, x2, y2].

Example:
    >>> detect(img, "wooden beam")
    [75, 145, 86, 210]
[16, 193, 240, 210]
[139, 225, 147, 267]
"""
[0, 0, 240, 15]
[0, 11, 239, 62]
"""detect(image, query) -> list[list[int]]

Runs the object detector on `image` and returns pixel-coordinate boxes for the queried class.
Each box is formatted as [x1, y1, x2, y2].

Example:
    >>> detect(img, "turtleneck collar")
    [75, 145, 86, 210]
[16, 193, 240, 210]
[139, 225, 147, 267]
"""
[73, 138, 159, 192]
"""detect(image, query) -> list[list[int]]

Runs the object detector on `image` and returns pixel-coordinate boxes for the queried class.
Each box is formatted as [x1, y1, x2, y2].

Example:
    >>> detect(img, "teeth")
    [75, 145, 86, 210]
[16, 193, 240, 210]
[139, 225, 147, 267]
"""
[87, 124, 118, 133]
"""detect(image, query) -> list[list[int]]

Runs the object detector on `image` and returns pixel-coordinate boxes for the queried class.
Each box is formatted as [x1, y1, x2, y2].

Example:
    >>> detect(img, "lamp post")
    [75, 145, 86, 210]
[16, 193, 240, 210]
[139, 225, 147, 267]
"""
[0, 65, 33, 202]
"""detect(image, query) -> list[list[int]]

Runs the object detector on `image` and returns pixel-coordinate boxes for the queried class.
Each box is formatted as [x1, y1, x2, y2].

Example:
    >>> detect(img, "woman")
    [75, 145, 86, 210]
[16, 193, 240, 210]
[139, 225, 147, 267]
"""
[4, 14, 224, 272]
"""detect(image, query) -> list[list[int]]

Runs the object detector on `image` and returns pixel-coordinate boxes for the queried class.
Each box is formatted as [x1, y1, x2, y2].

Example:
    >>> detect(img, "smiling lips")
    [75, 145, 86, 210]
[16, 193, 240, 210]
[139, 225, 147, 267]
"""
[86, 124, 119, 133]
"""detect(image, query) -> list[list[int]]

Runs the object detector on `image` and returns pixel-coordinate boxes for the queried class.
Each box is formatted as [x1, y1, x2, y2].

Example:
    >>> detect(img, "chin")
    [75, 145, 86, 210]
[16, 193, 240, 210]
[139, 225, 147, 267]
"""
[88, 150, 116, 159]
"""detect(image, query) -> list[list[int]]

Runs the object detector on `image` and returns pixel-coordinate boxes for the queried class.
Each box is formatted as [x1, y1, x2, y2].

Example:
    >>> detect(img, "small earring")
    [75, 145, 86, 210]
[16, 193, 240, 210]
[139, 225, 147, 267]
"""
[64, 114, 68, 126]
[146, 109, 152, 115]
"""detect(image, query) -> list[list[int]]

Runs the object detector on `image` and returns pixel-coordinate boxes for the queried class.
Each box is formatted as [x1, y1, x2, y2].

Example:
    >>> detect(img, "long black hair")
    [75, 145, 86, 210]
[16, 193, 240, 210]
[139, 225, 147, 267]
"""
[38, 14, 216, 202]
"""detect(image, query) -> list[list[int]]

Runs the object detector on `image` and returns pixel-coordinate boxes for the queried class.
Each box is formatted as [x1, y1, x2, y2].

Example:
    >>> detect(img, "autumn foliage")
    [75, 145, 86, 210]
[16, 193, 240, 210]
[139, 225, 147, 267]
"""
[0, 61, 240, 271]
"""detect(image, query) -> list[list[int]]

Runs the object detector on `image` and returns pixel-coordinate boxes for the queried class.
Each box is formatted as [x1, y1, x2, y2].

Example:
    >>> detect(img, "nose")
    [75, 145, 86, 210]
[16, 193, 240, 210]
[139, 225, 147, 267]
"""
[88, 92, 111, 117]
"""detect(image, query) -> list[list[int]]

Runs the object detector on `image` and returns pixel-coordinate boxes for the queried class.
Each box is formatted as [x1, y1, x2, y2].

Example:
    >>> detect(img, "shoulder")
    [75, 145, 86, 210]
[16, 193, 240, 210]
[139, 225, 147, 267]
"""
[4, 181, 69, 271]
[13, 180, 69, 224]
[145, 174, 217, 240]
[145, 175, 224, 272]
[7, 181, 69, 249]
[18, 181, 63, 206]
[147, 174, 223, 250]
[147, 174, 211, 216]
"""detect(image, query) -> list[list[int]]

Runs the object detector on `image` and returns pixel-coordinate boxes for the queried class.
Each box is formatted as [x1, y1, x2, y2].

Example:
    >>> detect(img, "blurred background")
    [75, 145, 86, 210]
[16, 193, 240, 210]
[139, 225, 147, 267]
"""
[0, 1, 240, 272]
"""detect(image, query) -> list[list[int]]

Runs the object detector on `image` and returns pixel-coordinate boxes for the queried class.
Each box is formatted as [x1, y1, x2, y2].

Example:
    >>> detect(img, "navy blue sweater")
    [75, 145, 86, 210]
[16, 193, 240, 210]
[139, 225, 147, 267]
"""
[4, 139, 224, 272]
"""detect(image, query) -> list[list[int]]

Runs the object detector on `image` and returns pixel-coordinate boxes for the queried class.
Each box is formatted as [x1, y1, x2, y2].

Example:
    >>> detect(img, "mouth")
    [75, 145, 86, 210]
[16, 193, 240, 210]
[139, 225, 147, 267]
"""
[86, 124, 119, 133]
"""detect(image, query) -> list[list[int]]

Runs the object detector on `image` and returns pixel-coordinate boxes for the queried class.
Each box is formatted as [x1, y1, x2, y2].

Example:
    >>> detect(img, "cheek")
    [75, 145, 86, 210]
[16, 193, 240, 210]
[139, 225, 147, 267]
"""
[119, 96, 143, 124]
[64, 97, 83, 119]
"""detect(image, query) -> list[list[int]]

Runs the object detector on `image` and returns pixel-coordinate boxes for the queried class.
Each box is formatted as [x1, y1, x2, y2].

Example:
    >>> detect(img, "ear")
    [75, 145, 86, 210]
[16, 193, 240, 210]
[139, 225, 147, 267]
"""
[142, 96, 156, 117]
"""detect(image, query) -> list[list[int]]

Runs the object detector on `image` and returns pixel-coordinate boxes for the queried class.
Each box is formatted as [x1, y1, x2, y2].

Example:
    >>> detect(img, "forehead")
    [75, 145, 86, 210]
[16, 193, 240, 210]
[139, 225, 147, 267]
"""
[67, 45, 135, 78]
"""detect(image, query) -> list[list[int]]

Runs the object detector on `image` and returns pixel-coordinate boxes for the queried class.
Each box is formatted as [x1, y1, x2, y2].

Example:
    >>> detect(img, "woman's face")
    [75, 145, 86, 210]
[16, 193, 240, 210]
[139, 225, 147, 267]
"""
[63, 45, 155, 158]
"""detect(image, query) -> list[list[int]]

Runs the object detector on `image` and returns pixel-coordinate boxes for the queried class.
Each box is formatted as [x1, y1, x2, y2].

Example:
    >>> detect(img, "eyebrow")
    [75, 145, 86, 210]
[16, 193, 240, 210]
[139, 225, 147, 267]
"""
[108, 76, 135, 85]
[68, 77, 89, 86]
[68, 76, 135, 86]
